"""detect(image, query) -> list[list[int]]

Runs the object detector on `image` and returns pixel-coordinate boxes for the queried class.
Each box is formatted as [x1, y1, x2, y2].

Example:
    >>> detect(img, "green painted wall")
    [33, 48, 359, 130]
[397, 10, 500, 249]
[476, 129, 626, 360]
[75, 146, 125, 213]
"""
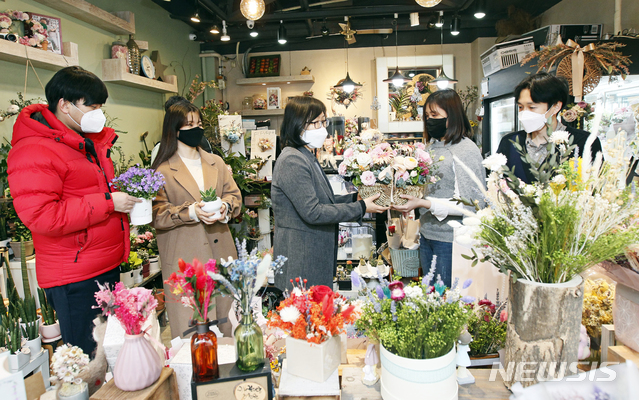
[0, 0, 202, 160]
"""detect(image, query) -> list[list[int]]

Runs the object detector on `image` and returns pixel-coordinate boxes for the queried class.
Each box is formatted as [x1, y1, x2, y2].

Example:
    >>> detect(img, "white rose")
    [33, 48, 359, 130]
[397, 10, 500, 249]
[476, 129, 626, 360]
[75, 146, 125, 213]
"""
[279, 306, 301, 324]
[549, 130, 570, 145]
[404, 157, 418, 170]
[410, 170, 417, 177]
[482, 153, 508, 172]
[356, 152, 372, 168]
[522, 184, 536, 197]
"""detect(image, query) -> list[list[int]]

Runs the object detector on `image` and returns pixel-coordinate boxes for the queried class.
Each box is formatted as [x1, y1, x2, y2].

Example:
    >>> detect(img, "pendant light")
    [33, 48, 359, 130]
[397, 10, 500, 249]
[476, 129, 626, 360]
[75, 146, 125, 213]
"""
[415, 0, 442, 7]
[474, 0, 487, 19]
[334, 42, 361, 93]
[432, 16, 457, 90]
[220, 20, 230, 41]
[435, 11, 444, 28]
[240, 0, 265, 21]
[190, 0, 200, 23]
[278, 20, 287, 44]
[383, 18, 410, 88]
[210, 25, 220, 34]
[450, 14, 460, 36]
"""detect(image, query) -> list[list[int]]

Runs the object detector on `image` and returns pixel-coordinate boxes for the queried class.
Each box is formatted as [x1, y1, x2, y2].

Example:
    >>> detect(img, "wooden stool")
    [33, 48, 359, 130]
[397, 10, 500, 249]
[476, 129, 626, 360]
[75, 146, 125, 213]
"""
[90, 367, 179, 400]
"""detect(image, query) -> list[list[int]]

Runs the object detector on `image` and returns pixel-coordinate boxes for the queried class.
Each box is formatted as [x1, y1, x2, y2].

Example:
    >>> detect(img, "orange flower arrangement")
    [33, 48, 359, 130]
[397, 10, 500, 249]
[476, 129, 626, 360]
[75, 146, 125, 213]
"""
[267, 278, 358, 344]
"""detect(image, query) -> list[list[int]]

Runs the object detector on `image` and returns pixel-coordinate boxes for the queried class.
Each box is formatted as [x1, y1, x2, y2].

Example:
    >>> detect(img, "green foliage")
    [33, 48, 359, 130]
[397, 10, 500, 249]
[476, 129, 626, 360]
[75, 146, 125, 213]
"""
[0, 325, 6, 348]
[217, 148, 268, 194]
[38, 288, 56, 326]
[0, 92, 45, 122]
[22, 320, 38, 341]
[456, 85, 479, 114]
[200, 187, 218, 202]
[466, 303, 507, 356]
[8, 318, 21, 354]
[112, 145, 135, 177]
[138, 131, 152, 168]
[7, 203, 31, 242]
[0, 140, 11, 198]
[388, 91, 411, 115]
[120, 251, 143, 273]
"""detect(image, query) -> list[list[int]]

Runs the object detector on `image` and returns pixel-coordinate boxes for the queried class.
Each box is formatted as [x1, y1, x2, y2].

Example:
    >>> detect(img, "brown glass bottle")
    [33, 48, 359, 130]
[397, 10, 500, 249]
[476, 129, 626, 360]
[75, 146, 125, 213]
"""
[191, 321, 219, 382]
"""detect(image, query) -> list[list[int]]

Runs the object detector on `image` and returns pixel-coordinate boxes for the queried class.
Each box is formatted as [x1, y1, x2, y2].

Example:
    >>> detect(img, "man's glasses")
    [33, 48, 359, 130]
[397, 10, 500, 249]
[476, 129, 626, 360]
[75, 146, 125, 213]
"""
[307, 119, 330, 129]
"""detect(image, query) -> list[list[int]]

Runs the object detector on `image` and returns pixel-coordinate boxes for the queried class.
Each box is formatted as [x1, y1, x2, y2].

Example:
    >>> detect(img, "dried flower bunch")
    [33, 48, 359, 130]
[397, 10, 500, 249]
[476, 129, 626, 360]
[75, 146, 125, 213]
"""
[111, 164, 165, 200]
[328, 86, 363, 108]
[164, 258, 219, 323]
[94, 282, 158, 334]
[50, 344, 89, 386]
[268, 279, 358, 344]
[258, 138, 273, 152]
[185, 75, 217, 103]
[582, 278, 615, 341]
[221, 122, 243, 144]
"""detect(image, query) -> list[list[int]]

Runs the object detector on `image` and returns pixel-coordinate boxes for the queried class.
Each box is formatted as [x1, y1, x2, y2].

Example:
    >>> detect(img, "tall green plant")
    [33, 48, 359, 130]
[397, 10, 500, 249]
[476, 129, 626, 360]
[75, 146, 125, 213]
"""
[38, 288, 56, 325]
[0, 325, 6, 348]
[8, 318, 21, 354]
[21, 244, 31, 300]
[22, 320, 38, 341]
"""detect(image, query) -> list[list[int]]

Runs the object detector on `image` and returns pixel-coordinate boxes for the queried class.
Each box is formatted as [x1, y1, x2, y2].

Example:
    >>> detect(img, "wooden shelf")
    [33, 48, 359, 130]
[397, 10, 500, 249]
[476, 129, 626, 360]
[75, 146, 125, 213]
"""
[385, 137, 423, 142]
[102, 58, 178, 93]
[33, 0, 135, 35]
[241, 109, 285, 117]
[236, 75, 315, 86]
[0, 40, 79, 71]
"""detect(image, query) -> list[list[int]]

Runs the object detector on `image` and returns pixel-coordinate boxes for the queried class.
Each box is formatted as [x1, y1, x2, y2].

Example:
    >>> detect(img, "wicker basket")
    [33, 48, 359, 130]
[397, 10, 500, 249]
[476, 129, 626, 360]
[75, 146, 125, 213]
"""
[390, 248, 421, 277]
[358, 184, 425, 207]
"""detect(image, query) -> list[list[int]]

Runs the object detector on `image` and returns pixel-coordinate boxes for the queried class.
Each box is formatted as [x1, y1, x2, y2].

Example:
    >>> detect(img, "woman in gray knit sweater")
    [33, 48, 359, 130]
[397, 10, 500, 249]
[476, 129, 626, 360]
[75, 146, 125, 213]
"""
[393, 89, 486, 287]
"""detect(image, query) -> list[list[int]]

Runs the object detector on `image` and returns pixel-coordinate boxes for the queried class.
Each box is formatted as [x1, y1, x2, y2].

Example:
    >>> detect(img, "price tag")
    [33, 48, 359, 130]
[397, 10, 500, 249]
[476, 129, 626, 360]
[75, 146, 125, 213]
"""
[234, 381, 267, 400]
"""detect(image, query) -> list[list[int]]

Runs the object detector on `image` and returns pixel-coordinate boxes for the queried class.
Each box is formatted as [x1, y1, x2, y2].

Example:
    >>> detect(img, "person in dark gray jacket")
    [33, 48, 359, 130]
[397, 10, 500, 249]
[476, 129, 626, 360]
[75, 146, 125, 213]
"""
[272, 96, 388, 291]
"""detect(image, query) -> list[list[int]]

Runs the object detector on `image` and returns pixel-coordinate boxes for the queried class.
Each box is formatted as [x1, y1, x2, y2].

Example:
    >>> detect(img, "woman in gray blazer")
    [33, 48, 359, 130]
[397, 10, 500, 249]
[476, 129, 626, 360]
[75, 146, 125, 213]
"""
[272, 97, 388, 291]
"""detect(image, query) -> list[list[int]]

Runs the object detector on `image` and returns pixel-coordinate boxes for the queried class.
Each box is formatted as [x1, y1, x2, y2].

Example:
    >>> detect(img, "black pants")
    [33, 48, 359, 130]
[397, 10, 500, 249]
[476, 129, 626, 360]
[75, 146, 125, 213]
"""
[44, 267, 119, 357]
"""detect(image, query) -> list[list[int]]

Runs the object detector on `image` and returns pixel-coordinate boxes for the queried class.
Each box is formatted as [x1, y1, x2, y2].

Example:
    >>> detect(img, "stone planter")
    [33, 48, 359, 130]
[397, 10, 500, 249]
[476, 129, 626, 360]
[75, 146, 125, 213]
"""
[380, 343, 457, 400]
[503, 275, 584, 389]
[286, 335, 341, 383]
[9, 240, 34, 260]
[8, 351, 30, 371]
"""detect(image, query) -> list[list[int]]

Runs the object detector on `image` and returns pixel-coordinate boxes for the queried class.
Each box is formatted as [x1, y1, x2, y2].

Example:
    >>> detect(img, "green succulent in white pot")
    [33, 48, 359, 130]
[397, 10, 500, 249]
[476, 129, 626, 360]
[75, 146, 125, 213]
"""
[200, 187, 223, 218]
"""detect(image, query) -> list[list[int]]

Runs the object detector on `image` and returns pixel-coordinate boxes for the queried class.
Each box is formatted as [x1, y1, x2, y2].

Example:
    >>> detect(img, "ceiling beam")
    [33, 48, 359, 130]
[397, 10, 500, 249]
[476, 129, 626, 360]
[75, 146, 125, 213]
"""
[299, 0, 315, 36]
[200, 0, 227, 21]
[236, 5, 436, 22]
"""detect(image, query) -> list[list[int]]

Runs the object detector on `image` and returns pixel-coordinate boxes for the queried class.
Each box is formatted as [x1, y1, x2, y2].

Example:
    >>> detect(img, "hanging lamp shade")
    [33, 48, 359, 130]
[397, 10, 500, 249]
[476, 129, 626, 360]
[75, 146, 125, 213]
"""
[474, 0, 487, 19]
[383, 67, 411, 88]
[415, 0, 442, 7]
[450, 15, 460, 35]
[240, 0, 265, 21]
[433, 71, 458, 89]
[190, 12, 200, 23]
[278, 21, 287, 44]
[334, 73, 361, 93]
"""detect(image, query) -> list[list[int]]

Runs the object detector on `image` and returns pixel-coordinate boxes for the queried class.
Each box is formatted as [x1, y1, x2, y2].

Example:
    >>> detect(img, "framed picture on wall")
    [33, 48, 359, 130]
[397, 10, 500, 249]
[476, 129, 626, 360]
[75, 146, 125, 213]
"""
[267, 87, 281, 110]
[28, 13, 62, 55]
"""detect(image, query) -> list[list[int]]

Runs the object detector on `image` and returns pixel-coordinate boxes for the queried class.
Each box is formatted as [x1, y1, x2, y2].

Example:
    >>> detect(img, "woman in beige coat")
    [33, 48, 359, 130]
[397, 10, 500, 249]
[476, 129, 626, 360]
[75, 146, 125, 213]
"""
[152, 101, 241, 338]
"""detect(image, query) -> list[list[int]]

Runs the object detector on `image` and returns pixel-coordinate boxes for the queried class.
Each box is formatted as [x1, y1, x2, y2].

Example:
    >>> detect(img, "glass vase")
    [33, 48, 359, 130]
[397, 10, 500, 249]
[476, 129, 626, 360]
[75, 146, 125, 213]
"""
[234, 313, 264, 372]
[191, 321, 219, 382]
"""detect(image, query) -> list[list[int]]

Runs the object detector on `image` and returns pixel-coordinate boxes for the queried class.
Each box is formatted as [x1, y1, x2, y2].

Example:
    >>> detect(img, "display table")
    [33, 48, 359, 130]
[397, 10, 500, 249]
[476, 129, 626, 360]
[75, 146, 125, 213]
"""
[90, 367, 178, 400]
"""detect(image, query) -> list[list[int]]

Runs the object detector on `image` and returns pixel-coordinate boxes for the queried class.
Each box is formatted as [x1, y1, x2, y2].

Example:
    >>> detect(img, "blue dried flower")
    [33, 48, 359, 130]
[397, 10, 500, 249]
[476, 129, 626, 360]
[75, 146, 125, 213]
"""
[375, 285, 384, 300]
[462, 279, 473, 289]
[351, 270, 362, 289]
[390, 300, 397, 322]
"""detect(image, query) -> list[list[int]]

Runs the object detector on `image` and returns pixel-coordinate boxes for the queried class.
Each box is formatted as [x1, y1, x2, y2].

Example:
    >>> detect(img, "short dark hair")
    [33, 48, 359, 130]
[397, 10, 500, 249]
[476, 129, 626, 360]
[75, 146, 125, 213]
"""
[164, 96, 189, 112]
[151, 102, 202, 170]
[423, 89, 471, 144]
[514, 72, 568, 109]
[280, 96, 327, 148]
[45, 66, 108, 113]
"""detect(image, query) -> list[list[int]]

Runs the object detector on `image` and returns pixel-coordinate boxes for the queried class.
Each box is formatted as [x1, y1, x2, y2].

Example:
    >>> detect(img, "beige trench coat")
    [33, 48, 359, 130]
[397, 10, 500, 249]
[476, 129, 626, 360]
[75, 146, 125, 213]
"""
[152, 149, 241, 338]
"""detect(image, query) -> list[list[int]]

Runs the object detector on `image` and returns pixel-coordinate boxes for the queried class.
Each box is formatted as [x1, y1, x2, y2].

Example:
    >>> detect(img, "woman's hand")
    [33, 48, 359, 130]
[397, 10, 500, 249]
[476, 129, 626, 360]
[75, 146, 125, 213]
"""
[112, 192, 142, 213]
[392, 195, 430, 213]
[363, 193, 390, 214]
[195, 202, 227, 224]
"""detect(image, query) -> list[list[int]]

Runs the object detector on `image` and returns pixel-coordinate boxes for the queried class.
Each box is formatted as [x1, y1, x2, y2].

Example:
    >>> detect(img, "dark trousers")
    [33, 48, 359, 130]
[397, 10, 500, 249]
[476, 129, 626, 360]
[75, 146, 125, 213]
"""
[44, 267, 119, 357]
[419, 236, 453, 288]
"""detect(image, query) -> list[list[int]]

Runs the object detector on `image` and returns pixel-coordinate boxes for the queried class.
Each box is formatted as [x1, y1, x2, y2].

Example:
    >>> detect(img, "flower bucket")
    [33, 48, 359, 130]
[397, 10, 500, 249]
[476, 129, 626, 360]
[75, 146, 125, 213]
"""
[130, 198, 152, 225]
[133, 268, 143, 284]
[114, 333, 163, 391]
[40, 321, 62, 341]
[201, 198, 223, 218]
[503, 275, 584, 389]
[286, 335, 341, 383]
[8, 351, 30, 371]
[380, 344, 458, 400]
[149, 256, 160, 274]
[389, 248, 420, 277]
[120, 272, 134, 287]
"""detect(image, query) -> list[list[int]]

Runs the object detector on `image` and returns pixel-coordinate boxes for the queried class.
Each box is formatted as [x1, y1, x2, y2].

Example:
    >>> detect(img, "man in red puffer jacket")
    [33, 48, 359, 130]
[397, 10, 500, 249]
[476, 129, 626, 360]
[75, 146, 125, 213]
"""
[8, 66, 140, 356]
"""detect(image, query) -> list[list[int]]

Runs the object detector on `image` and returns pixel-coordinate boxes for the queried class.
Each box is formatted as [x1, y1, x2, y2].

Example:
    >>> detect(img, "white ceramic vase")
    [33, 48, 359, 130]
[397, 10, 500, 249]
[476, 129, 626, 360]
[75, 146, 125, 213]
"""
[380, 344, 458, 400]
[130, 198, 152, 225]
[286, 335, 341, 383]
[25, 336, 42, 360]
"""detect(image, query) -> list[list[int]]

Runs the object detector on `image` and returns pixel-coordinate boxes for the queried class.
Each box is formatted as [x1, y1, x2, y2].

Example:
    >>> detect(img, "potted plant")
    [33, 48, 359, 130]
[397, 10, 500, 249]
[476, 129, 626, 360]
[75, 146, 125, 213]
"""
[7, 318, 30, 371]
[38, 288, 61, 340]
[131, 251, 145, 284]
[455, 131, 639, 388]
[137, 249, 150, 279]
[0, 325, 7, 354]
[353, 263, 472, 400]
[119, 252, 142, 287]
[200, 187, 223, 218]
[20, 294, 41, 359]
[50, 344, 90, 400]
[8, 209, 33, 260]
[336, 264, 352, 291]
[94, 282, 161, 391]
[110, 165, 165, 225]
[466, 297, 507, 366]
[267, 278, 358, 383]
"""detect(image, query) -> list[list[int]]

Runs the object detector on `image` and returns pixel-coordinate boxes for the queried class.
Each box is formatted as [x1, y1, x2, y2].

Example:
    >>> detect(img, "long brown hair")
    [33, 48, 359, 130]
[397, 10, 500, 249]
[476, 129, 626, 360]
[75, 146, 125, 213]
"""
[423, 89, 472, 145]
[151, 102, 202, 170]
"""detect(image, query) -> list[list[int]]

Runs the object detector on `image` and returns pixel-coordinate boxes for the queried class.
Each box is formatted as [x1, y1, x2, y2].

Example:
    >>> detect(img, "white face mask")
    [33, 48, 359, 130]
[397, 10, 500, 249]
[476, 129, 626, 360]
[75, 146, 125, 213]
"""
[518, 106, 555, 134]
[302, 127, 328, 149]
[69, 102, 106, 133]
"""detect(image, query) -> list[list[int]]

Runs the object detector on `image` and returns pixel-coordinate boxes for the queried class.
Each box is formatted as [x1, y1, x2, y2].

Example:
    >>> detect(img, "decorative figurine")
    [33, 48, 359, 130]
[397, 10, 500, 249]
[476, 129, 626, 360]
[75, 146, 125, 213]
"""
[362, 343, 379, 385]
[456, 330, 475, 385]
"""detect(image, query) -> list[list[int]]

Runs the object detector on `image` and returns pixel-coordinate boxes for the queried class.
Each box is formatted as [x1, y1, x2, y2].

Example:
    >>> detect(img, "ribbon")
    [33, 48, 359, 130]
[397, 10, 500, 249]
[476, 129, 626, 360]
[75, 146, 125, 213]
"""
[565, 39, 596, 102]
[142, 325, 169, 364]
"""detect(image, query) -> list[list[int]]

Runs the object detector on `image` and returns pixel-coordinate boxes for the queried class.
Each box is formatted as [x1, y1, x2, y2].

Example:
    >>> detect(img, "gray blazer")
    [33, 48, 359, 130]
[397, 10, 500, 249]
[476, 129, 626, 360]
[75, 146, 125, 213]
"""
[272, 146, 364, 291]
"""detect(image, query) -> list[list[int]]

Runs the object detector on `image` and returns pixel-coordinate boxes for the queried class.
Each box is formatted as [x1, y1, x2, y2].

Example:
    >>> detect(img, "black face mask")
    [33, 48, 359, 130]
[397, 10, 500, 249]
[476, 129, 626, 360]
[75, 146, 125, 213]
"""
[178, 127, 204, 148]
[426, 117, 447, 140]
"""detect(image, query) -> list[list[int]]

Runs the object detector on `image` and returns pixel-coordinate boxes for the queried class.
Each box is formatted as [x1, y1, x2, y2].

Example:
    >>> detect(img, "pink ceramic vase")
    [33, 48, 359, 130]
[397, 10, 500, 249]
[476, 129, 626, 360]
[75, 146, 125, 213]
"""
[113, 333, 163, 391]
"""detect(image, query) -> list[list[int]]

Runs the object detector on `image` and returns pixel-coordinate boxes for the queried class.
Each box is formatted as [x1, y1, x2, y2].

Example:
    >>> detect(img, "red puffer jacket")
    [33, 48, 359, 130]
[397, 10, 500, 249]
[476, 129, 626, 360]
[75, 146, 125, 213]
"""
[8, 104, 129, 288]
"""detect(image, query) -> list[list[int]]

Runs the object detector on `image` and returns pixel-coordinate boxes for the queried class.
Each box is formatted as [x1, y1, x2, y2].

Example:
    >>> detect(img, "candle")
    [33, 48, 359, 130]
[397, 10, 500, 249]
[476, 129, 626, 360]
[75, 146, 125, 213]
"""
[352, 234, 373, 260]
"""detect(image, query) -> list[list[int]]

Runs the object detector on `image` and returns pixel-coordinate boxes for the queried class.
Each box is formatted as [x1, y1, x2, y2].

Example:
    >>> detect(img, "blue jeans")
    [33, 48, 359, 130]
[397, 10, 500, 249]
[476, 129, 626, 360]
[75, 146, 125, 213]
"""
[419, 235, 453, 288]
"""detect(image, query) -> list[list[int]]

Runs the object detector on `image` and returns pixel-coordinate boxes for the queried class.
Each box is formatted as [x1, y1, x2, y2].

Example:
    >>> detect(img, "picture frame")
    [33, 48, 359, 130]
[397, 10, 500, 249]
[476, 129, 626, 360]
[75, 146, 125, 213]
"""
[27, 13, 62, 54]
[266, 87, 281, 110]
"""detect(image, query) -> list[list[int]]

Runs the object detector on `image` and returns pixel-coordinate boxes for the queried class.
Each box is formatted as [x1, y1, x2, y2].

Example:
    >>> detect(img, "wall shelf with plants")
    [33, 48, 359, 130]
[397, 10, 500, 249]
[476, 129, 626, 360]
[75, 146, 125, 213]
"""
[0, 40, 79, 71]
[32, 0, 135, 35]
[101, 58, 177, 94]
[235, 75, 315, 86]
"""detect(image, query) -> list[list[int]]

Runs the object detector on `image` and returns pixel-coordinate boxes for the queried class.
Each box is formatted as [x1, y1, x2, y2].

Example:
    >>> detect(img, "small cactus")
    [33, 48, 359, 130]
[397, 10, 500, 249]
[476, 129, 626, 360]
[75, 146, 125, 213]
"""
[200, 187, 218, 202]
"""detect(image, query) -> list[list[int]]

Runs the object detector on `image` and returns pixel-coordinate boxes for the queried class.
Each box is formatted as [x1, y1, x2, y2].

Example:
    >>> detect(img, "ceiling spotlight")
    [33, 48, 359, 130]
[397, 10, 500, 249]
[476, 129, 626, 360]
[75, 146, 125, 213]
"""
[450, 15, 460, 36]
[221, 20, 230, 41]
[410, 12, 419, 27]
[250, 30, 259, 37]
[474, 0, 486, 19]
[278, 20, 287, 44]
[240, 0, 265, 21]
[210, 25, 220, 34]
[435, 11, 444, 28]
[190, 12, 200, 23]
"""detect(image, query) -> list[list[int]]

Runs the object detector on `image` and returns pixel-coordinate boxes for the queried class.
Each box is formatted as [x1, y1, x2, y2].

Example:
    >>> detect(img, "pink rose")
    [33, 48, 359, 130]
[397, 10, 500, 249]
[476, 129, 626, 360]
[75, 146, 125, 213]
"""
[415, 142, 426, 151]
[500, 310, 508, 322]
[562, 109, 578, 123]
[338, 162, 347, 176]
[416, 149, 432, 164]
[361, 171, 376, 186]
[343, 148, 354, 159]
[577, 101, 587, 108]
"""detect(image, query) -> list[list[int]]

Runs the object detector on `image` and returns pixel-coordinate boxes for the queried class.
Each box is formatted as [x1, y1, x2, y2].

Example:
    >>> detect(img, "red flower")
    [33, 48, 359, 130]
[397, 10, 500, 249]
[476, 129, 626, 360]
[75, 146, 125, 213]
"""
[310, 285, 333, 303]
[388, 225, 396, 234]
[483, 314, 490, 322]
[388, 281, 404, 291]
[321, 294, 334, 320]
[178, 259, 187, 273]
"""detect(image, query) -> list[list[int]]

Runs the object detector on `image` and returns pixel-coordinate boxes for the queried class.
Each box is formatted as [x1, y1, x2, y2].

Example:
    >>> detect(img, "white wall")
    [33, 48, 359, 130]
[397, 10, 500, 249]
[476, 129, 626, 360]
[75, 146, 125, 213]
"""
[540, 0, 639, 35]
